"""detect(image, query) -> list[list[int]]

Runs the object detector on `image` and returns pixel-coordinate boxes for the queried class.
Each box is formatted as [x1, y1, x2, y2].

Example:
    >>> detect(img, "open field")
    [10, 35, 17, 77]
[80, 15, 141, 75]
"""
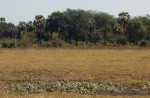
[0, 48, 150, 83]
[1, 92, 150, 98]
[0, 48, 150, 97]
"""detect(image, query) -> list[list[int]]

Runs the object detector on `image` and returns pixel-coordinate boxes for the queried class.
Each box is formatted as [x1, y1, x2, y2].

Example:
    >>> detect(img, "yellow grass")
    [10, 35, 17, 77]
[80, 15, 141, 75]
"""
[0, 92, 150, 98]
[0, 48, 150, 97]
[0, 48, 150, 83]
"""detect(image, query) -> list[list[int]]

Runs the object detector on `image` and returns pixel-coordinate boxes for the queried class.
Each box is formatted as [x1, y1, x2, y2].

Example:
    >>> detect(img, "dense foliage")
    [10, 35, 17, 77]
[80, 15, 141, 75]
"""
[0, 9, 150, 48]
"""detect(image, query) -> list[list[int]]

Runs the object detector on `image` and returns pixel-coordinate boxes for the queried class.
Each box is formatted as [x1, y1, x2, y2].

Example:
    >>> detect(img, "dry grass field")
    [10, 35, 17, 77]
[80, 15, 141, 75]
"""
[1, 92, 150, 98]
[0, 48, 150, 83]
[0, 48, 150, 97]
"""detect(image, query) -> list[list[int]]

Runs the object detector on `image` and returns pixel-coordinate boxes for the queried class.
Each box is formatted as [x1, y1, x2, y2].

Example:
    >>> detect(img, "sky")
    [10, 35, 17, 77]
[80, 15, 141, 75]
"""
[0, 0, 150, 24]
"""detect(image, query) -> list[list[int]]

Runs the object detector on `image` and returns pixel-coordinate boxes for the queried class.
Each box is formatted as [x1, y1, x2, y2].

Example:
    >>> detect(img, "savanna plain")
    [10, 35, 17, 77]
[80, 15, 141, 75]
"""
[0, 48, 150, 98]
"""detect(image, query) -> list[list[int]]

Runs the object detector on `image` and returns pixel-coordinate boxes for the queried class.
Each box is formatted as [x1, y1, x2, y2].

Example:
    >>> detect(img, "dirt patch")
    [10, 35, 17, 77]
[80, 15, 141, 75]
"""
[0, 81, 10, 93]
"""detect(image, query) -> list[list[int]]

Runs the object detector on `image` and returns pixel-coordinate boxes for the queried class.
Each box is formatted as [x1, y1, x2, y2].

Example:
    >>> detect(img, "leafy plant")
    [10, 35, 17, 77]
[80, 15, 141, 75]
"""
[12, 80, 120, 94]
[140, 40, 150, 47]
[113, 35, 127, 45]
[52, 39, 66, 47]
[2, 40, 16, 48]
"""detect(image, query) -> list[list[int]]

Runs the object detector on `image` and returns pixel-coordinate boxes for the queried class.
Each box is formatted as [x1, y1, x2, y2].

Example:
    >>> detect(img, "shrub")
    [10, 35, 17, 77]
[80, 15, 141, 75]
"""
[75, 41, 86, 46]
[52, 39, 65, 47]
[15, 39, 34, 48]
[140, 40, 150, 47]
[41, 41, 52, 47]
[2, 41, 16, 48]
[113, 35, 127, 46]
[45, 42, 52, 47]
[68, 40, 76, 45]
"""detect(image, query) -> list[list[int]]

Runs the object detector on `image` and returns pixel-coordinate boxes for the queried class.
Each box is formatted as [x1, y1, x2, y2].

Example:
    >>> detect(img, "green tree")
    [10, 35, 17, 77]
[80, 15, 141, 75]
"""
[47, 9, 92, 42]
[93, 12, 116, 44]
[0, 17, 16, 39]
[65, 9, 92, 41]
[26, 21, 35, 32]
[0, 17, 6, 38]
[128, 17, 148, 44]
[16, 21, 27, 39]
[117, 12, 130, 41]
[2, 23, 16, 38]
[0, 17, 5, 23]
[46, 12, 65, 41]
[34, 15, 46, 45]
[138, 15, 150, 41]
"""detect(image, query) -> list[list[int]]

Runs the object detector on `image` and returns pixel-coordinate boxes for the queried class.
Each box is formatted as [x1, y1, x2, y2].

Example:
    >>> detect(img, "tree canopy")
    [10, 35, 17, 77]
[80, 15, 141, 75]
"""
[0, 9, 150, 47]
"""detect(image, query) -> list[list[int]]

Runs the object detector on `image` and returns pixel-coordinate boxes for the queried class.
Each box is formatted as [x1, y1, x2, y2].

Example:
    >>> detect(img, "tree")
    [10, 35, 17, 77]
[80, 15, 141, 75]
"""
[138, 15, 150, 41]
[34, 15, 46, 29]
[47, 9, 92, 42]
[2, 23, 16, 38]
[128, 17, 148, 44]
[0, 18, 16, 39]
[65, 9, 92, 41]
[34, 15, 46, 45]
[117, 12, 130, 41]
[16, 21, 27, 39]
[46, 12, 65, 41]
[93, 12, 116, 45]
[0, 17, 5, 23]
[88, 19, 95, 43]
[0, 17, 6, 38]
[26, 21, 35, 32]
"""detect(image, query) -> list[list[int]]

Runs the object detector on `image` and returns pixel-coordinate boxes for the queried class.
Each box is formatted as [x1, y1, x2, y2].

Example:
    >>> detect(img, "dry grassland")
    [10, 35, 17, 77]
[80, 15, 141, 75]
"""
[1, 92, 150, 98]
[0, 48, 150, 83]
[0, 48, 150, 98]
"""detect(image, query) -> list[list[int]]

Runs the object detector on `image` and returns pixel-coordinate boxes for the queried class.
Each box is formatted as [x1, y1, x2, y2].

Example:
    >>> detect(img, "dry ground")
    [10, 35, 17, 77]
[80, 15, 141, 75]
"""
[0, 48, 150, 83]
[0, 48, 150, 97]
[1, 92, 150, 98]
[0, 92, 150, 98]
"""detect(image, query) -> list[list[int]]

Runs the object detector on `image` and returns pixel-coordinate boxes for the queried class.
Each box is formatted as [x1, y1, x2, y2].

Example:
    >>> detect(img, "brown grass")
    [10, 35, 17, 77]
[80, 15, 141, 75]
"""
[0, 92, 150, 98]
[0, 48, 150, 97]
[0, 48, 150, 84]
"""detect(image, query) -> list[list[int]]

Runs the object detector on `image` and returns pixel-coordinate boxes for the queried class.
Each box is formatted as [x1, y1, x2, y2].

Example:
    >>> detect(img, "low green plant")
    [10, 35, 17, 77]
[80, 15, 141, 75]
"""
[2, 40, 16, 48]
[12, 80, 120, 94]
[52, 39, 66, 47]
[75, 41, 86, 46]
[140, 40, 150, 47]
[113, 35, 127, 46]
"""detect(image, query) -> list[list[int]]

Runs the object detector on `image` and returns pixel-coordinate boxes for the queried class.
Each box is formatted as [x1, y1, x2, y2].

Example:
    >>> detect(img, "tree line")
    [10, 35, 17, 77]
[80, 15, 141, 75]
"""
[0, 9, 150, 48]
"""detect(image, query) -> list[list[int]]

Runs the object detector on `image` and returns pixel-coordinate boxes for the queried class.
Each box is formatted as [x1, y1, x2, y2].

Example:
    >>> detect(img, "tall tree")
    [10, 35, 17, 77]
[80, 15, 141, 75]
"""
[65, 9, 92, 41]
[0, 17, 5, 23]
[138, 15, 150, 40]
[117, 12, 130, 41]
[16, 21, 27, 39]
[3, 23, 16, 38]
[26, 21, 35, 32]
[128, 17, 148, 44]
[93, 12, 116, 45]
[46, 12, 63, 41]
[34, 15, 46, 45]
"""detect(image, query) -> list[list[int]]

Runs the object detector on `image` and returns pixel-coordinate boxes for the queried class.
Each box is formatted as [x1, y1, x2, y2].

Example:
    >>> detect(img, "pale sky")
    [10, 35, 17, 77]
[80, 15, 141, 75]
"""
[0, 0, 150, 24]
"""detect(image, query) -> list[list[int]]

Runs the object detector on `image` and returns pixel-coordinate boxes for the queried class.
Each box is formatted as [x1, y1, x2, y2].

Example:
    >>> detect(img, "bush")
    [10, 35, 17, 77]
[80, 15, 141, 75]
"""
[2, 41, 16, 48]
[75, 41, 86, 46]
[113, 35, 127, 46]
[68, 40, 76, 45]
[40, 41, 52, 47]
[52, 39, 65, 47]
[15, 39, 35, 48]
[140, 40, 150, 47]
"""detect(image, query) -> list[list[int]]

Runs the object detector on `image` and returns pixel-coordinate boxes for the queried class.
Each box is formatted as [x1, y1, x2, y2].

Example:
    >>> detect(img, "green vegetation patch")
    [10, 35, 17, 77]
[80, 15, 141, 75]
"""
[12, 80, 120, 95]
[10, 80, 150, 95]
